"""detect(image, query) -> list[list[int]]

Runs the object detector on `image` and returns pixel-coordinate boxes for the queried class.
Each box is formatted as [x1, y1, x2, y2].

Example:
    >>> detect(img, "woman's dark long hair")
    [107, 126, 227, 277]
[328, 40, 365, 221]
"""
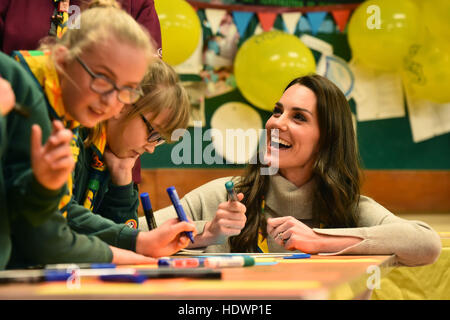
[229, 74, 362, 252]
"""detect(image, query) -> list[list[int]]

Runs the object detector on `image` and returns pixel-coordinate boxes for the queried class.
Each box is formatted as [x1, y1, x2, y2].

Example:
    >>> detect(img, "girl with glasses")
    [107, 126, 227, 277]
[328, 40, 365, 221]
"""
[141, 74, 441, 267]
[6, 1, 194, 267]
[66, 58, 191, 257]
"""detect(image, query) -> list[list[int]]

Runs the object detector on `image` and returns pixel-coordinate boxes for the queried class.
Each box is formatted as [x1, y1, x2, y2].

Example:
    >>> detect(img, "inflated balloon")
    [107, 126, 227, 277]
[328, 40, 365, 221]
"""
[348, 0, 422, 71]
[234, 31, 316, 111]
[155, 0, 201, 66]
[422, 0, 450, 40]
[402, 39, 450, 103]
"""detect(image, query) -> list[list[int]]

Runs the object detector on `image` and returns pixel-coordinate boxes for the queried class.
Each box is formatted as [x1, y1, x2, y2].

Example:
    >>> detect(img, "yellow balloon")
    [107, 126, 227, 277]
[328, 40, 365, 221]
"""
[423, 0, 450, 40]
[348, 0, 423, 71]
[234, 31, 316, 111]
[155, 0, 201, 66]
[402, 38, 450, 103]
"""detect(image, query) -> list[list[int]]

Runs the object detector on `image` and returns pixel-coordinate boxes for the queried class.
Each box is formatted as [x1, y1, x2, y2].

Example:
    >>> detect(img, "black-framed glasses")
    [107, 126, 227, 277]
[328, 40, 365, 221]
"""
[139, 113, 166, 146]
[76, 56, 143, 104]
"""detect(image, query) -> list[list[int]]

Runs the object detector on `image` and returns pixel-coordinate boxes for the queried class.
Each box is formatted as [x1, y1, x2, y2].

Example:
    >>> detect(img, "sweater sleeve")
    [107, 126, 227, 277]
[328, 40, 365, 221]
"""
[66, 198, 139, 252]
[1, 52, 66, 226]
[95, 182, 140, 227]
[9, 211, 113, 266]
[312, 196, 442, 266]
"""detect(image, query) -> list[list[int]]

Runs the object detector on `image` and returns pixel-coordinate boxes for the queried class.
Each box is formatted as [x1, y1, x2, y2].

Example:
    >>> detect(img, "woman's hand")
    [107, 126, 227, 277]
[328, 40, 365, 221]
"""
[198, 193, 246, 246]
[267, 216, 362, 253]
[135, 218, 197, 258]
[103, 147, 138, 186]
[267, 216, 323, 253]
[31, 120, 75, 190]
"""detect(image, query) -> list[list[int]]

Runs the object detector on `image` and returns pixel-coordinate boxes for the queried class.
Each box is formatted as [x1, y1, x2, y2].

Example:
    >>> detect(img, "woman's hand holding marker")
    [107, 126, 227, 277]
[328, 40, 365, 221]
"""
[197, 182, 247, 246]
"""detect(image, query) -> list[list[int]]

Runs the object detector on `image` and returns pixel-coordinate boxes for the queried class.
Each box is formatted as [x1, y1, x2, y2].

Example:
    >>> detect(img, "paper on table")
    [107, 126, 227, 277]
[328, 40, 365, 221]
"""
[279, 258, 382, 264]
[349, 59, 405, 122]
[404, 85, 450, 143]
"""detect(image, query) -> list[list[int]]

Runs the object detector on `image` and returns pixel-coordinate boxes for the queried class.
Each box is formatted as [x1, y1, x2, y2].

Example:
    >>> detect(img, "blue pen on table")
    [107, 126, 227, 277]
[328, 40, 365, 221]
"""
[225, 181, 238, 202]
[140, 192, 157, 230]
[166, 186, 195, 243]
[283, 253, 311, 259]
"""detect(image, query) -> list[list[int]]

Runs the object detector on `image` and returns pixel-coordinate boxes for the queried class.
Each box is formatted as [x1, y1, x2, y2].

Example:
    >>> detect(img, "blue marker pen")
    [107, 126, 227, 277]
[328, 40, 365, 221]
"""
[225, 181, 238, 202]
[140, 192, 157, 230]
[166, 186, 195, 243]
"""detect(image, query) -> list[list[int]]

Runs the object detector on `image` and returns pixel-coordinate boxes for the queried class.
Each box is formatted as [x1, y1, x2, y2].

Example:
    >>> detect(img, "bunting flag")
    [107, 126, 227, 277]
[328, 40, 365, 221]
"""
[232, 11, 254, 37]
[281, 12, 302, 34]
[331, 9, 351, 32]
[306, 11, 328, 35]
[254, 23, 264, 35]
[298, 14, 311, 33]
[257, 12, 277, 32]
[205, 8, 227, 35]
[320, 19, 336, 33]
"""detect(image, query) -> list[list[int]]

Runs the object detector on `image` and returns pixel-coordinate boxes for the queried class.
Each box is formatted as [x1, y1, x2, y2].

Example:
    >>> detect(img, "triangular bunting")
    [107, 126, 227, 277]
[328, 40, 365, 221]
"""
[298, 15, 311, 33]
[205, 8, 227, 35]
[281, 12, 302, 34]
[232, 11, 254, 37]
[331, 9, 351, 32]
[306, 11, 327, 35]
[254, 23, 264, 35]
[257, 12, 277, 32]
[319, 20, 335, 33]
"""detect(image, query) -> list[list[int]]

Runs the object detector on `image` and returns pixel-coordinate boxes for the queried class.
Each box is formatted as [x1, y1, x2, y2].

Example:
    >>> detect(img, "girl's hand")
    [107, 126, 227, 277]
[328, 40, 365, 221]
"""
[110, 246, 157, 265]
[200, 193, 246, 245]
[31, 120, 75, 190]
[0, 78, 15, 116]
[135, 218, 197, 258]
[103, 147, 138, 186]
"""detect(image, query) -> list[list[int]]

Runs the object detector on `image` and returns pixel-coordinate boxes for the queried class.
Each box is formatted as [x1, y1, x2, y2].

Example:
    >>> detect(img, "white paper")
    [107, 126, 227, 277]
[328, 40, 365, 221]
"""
[349, 59, 405, 122]
[404, 85, 450, 143]
[299, 34, 333, 76]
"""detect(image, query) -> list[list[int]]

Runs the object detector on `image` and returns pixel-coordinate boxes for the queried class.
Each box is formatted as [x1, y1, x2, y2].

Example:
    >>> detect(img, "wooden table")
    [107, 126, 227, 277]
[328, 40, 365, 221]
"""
[0, 255, 395, 300]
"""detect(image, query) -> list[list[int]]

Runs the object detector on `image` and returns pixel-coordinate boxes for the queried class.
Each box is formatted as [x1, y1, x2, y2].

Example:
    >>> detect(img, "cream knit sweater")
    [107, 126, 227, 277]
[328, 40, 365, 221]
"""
[140, 174, 441, 266]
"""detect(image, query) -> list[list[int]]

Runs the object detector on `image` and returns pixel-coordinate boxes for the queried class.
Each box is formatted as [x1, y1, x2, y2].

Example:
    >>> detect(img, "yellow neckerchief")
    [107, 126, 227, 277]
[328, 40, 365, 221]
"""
[13, 50, 79, 217]
[257, 197, 269, 253]
[82, 126, 107, 211]
[50, 0, 70, 38]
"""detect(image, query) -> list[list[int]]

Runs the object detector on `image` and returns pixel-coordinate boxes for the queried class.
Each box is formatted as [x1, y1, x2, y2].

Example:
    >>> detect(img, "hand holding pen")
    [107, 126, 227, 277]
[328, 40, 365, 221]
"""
[135, 217, 196, 258]
[198, 181, 247, 246]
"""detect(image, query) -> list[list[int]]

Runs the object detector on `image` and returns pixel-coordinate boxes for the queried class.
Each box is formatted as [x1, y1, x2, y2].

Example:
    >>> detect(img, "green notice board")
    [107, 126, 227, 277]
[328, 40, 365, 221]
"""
[141, 13, 450, 170]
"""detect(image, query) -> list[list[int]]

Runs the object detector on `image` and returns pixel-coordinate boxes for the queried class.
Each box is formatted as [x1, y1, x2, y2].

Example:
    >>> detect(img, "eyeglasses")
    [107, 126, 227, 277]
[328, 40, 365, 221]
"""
[139, 113, 166, 146]
[76, 56, 143, 104]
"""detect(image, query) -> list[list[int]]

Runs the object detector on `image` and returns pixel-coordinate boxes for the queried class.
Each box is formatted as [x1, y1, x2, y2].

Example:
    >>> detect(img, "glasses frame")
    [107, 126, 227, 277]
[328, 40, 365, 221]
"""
[139, 113, 166, 146]
[75, 56, 143, 104]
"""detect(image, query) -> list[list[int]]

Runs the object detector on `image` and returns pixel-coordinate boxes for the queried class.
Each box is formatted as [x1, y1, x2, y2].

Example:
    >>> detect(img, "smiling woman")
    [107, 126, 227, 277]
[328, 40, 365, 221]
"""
[144, 74, 442, 268]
